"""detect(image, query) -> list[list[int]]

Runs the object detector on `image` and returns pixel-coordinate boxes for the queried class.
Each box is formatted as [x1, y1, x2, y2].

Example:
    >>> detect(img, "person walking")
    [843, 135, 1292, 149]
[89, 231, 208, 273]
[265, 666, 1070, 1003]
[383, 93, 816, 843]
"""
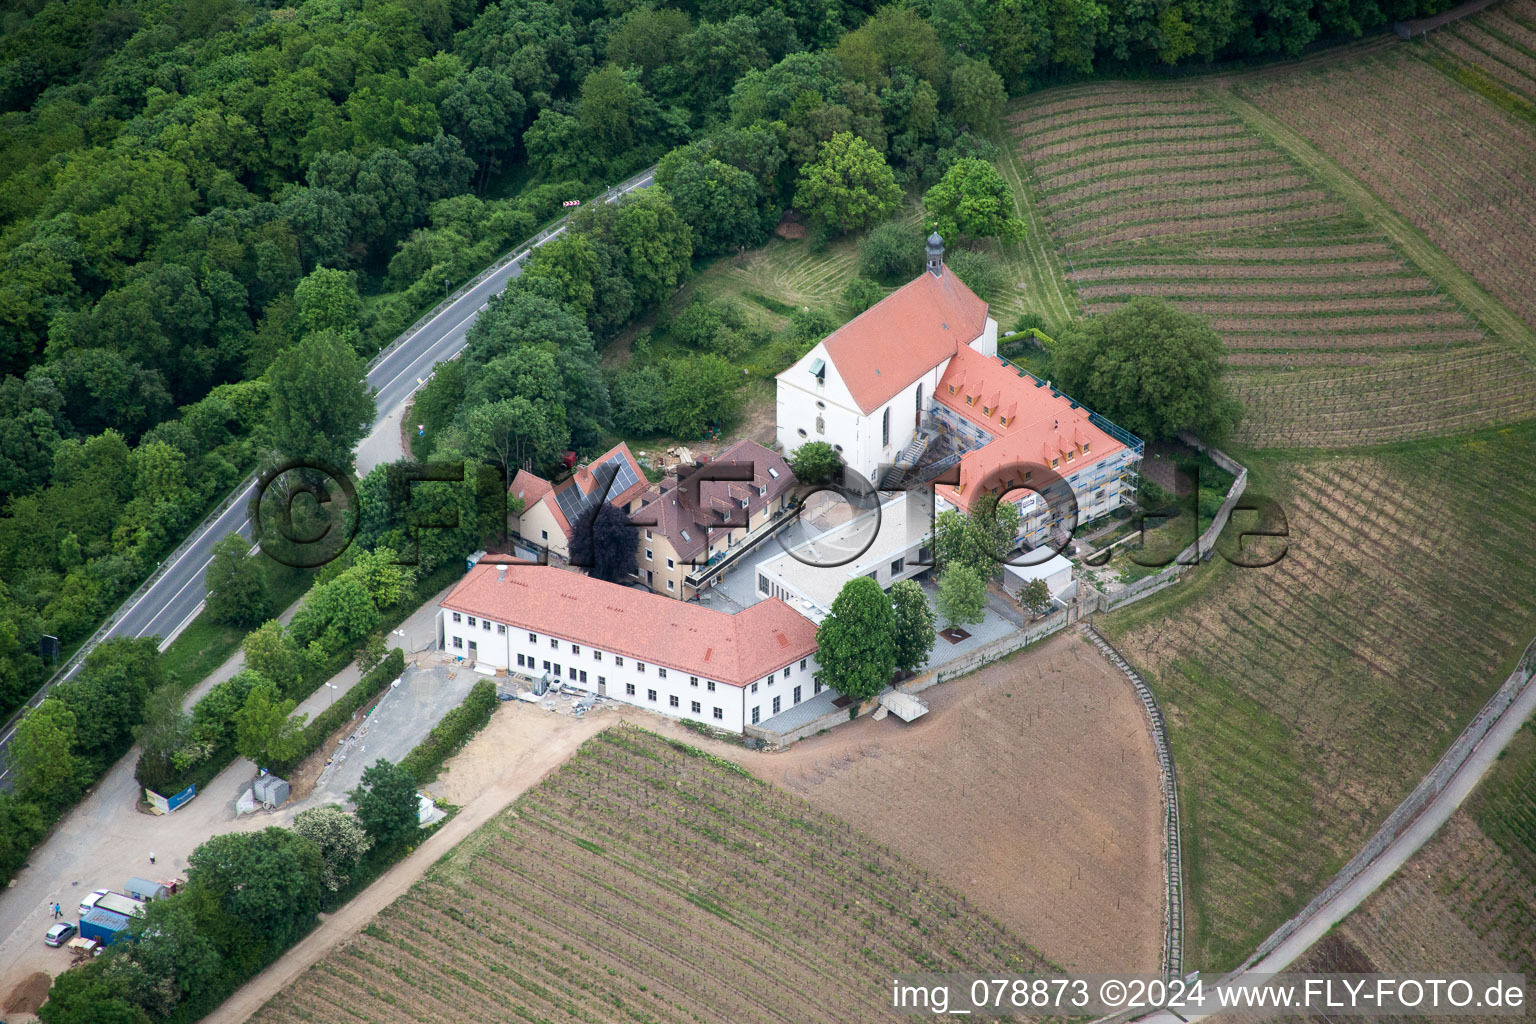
[52, 902, 60, 920]
[148, 851, 156, 865]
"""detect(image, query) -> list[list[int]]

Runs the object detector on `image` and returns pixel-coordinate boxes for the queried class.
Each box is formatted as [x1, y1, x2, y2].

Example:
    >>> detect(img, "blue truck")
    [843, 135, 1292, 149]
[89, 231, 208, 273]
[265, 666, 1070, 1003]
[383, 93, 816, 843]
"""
[78, 908, 132, 946]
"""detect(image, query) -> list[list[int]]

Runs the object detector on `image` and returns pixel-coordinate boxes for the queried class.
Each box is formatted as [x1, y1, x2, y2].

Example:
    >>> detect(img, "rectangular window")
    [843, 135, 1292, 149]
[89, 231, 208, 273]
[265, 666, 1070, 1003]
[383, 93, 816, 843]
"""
[691, 701, 701, 714]
[882, 407, 890, 445]
[667, 580, 675, 591]
[758, 573, 769, 595]
[594, 651, 602, 662]
[669, 694, 678, 707]
[666, 557, 675, 569]
[468, 640, 477, 655]
[496, 624, 505, 634]
[637, 662, 646, 673]
[752, 706, 760, 724]
[690, 676, 699, 687]
[483, 620, 491, 631]
[625, 683, 636, 696]
[550, 637, 558, 648]
[615, 656, 624, 667]
[782, 667, 790, 679]
[529, 632, 537, 643]
[1082, 442, 1091, 455]
[891, 558, 903, 576]
[467, 616, 476, 627]
[707, 680, 716, 692]
[451, 612, 461, 623]
[658, 667, 667, 679]
[553, 665, 561, 677]
[542, 660, 550, 671]
[645, 529, 652, 539]
[517, 654, 525, 667]
[814, 680, 823, 695]
[750, 682, 758, 693]
[579, 670, 588, 683]
[645, 548, 653, 561]
[800, 658, 807, 670]
[452, 637, 463, 649]
[647, 689, 657, 702]
[541, 529, 548, 539]
[598, 676, 606, 688]
[713, 707, 723, 720]
[793, 685, 802, 704]
[772, 696, 781, 714]
[571, 644, 580, 655]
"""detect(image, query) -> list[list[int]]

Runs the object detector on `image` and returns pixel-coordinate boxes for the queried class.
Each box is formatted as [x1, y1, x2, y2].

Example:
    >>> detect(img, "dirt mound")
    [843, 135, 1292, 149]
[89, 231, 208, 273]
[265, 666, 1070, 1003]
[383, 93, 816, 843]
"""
[5, 971, 52, 1013]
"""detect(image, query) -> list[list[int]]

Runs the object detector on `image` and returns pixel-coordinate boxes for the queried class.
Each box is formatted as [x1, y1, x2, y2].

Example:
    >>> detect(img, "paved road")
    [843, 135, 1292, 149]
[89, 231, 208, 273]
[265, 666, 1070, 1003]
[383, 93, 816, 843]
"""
[1135, 674, 1536, 1023]
[0, 170, 655, 786]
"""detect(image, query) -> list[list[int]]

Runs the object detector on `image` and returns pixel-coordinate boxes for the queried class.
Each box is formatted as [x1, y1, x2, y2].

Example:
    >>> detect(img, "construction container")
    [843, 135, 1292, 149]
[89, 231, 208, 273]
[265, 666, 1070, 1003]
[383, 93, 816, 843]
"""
[79, 908, 132, 946]
[252, 774, 290, 808]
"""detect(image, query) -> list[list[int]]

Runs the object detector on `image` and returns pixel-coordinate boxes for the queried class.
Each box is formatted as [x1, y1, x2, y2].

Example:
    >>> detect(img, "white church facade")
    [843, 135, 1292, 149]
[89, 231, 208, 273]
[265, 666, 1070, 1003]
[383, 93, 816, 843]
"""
[776, 234, 1142, 550]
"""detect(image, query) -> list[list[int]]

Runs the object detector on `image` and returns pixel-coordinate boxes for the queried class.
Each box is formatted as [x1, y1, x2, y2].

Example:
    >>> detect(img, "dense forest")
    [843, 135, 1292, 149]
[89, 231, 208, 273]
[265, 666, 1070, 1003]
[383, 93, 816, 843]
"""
[0, 0, 1450, 725]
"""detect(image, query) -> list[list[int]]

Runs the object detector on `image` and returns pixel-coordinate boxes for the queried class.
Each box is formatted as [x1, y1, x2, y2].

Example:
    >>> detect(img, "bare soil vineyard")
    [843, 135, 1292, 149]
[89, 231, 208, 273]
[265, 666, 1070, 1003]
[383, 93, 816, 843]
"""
[745, 633, 1166, 973]
[1007, 80, 1536, 448]
[249, 728, 1050, 1024]
[1098, 424, 1536, 970]
[1240, 45, 1536, 333]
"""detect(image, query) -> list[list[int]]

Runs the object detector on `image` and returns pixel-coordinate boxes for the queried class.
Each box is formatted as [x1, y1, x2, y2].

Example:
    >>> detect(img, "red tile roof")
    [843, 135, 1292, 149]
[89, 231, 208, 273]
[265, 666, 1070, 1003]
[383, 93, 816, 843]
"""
[441, 562, 817, 686]
[816, 266, 988, 414]
[509, 469, 552, 508]
[932, 346, 1124, 512]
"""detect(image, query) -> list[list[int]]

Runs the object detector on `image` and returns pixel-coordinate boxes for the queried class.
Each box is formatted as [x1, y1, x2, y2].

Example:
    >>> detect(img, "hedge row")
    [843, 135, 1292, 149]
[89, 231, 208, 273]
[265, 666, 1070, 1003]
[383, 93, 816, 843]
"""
[399, 680, 498, 783]
[267, 649, 407, 777]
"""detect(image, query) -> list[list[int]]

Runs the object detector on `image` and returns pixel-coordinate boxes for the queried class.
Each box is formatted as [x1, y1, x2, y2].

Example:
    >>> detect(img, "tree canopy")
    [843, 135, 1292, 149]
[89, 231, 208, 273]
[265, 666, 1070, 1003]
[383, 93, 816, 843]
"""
[1051, 298, 1243, 442]
[793, 132, 903, 236]
[923, 158, 1025, 243]
[814, 576, 896, 701]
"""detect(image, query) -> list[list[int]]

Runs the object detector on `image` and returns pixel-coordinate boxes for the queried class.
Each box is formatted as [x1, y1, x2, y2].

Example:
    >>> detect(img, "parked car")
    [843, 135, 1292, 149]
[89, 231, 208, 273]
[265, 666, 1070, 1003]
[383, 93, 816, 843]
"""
[78, 889, 110, 916]
[44, 922, 77, 947]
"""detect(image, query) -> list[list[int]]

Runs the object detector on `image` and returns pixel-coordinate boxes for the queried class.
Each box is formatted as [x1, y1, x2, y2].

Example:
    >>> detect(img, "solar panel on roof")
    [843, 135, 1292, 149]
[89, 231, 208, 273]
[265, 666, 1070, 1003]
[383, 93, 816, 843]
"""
[553, 451, 641, 526]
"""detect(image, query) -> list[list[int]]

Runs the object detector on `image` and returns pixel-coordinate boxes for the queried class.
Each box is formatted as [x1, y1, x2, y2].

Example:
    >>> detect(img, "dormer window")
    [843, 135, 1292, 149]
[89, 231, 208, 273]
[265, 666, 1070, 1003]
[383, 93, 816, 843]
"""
[998, 415, 1009, 427]
[947, 384, 956, 395]
[1082, 442, 1091, 455]
[1066, 450, 1075, 462]
[1051, 457, 1059, 469]
[965, 395, 974, 406]
[982, 405, 991, 416]
[1023, 470, 1032, 482]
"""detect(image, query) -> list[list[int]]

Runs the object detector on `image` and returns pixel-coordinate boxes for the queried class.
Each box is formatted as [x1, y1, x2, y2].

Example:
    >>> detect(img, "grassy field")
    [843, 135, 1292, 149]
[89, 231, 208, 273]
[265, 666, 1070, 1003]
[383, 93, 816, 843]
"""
[250, 726, 1049, 1023]
[1004, 79, 1536, 448]
[1096, 423, 1536, 970]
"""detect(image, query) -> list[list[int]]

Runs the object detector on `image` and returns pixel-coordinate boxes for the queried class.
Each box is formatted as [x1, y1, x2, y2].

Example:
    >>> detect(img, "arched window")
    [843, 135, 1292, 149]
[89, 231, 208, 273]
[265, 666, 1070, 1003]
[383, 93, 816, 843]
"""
[881, 407, 890, 446]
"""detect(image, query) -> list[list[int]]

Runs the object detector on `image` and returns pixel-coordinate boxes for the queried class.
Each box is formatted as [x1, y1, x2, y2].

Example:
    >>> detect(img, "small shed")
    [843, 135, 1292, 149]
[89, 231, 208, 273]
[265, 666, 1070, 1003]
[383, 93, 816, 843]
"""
[1004, 551, 1076, 604]
[878, 691, 929, 722]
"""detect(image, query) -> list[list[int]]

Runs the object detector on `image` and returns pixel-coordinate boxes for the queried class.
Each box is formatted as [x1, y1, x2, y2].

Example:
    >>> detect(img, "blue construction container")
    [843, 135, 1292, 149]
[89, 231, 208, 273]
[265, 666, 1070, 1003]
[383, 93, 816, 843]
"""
[79, 907, 132, 946]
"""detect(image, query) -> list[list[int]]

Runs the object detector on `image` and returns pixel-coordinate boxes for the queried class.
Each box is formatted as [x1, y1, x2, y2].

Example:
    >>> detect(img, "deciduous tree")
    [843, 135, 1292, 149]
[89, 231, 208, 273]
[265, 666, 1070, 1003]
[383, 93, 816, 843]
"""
[889, 580, 936, 673]
[793, 132, 903, 236]
[1051, 297, 1242, 441]
[351, 758, 419, 849]
[293, 804, 372, 891]
[923, 158, 1025, 243]
[814, 576, 896, 701]
[204, 532, 269, 627]
[937, 563, 986, 626]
